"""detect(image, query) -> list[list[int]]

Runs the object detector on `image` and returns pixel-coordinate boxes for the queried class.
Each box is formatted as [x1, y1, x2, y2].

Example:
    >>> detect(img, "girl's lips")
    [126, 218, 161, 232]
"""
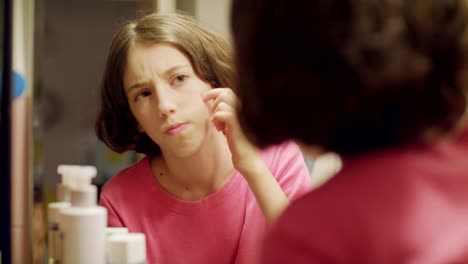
[165, 123, 188, 135]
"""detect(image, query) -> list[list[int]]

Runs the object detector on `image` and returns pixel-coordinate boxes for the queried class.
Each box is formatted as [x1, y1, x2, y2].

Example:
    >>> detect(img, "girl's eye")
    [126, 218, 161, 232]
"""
[134, 91, 151, 101]
[172, 75, 187, 86]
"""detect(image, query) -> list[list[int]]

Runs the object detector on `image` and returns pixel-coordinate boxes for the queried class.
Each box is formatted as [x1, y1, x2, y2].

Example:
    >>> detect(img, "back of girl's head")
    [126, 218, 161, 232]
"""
[231, 0, 468, 157]
[96, 12, 233, 156]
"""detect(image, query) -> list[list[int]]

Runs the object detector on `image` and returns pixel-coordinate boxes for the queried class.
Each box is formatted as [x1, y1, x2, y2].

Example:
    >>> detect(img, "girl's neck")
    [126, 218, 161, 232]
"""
[151, 130, 234, 201]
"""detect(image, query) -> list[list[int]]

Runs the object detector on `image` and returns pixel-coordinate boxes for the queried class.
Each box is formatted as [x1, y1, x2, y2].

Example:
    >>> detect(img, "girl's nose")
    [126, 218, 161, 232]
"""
[156, 87, 176, 118]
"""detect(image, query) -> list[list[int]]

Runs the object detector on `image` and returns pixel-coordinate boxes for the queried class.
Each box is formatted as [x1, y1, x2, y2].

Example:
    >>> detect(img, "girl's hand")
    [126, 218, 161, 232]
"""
[203, 88, 260, 174]
[204, 88, 290, 224]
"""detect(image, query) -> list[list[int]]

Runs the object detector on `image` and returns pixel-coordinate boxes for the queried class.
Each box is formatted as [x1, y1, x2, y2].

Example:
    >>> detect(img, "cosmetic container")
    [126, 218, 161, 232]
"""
[59, 165, 107, 264]
[106, 233, 147, 264]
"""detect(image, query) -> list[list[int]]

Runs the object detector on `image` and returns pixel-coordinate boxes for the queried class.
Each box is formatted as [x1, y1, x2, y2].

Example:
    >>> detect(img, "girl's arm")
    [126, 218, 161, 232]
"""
[204, 88, 311, 223]
[236, 155, 291, 223]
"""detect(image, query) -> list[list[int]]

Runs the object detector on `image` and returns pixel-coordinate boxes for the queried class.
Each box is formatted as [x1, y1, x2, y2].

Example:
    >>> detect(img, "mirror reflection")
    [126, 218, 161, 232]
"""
[28, 1, 325, 263]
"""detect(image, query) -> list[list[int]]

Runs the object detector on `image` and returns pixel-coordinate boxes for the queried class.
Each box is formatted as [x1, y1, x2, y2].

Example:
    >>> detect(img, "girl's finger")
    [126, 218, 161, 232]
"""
[203, 88, 229, 102]
[213, 93, 236, 112]
[214, 102, 234, 113]
[211, 111, 234, 132]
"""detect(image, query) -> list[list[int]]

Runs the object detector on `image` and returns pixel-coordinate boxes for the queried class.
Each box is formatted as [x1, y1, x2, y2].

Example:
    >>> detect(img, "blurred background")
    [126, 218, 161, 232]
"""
[1, 0, 340, 263]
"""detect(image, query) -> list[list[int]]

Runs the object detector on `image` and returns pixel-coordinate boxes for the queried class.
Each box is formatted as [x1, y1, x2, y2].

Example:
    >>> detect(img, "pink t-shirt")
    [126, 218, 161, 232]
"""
[99, 141, 311, 264]
[262, 132, 468, 264]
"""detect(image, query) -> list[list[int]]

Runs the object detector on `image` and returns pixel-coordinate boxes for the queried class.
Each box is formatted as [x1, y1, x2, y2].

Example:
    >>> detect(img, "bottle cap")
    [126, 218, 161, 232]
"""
[107, 233, 146, 264]
[106, 227, 129, 238]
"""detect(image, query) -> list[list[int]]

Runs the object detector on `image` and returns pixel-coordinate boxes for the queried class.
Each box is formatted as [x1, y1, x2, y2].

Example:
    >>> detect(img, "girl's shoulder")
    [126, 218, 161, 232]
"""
[101, 156, 151, 195]
[258, 141, 305, 171]
[259, 141, 302, 161]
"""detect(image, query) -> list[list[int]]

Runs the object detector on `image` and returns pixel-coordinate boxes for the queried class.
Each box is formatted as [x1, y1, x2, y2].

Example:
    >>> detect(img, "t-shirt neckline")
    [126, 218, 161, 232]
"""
[139, 156, 243, 214]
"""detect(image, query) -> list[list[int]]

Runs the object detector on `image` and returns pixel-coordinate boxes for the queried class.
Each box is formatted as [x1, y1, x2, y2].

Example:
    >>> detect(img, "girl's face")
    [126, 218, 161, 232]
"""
[123, 43, 214, 157]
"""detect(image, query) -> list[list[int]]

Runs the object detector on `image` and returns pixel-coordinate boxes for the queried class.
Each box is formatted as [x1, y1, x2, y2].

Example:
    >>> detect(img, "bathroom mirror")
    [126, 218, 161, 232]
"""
[29, 1, 233, 263]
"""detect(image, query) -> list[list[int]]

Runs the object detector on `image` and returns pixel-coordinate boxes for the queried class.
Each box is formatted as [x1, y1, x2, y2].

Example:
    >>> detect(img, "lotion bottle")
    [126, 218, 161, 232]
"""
[59, 165, 107, 264]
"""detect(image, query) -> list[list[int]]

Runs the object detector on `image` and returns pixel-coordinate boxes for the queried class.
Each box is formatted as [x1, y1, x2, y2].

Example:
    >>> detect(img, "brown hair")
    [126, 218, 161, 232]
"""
[96, 12, 233, 156]
[231, 0, 468, 157]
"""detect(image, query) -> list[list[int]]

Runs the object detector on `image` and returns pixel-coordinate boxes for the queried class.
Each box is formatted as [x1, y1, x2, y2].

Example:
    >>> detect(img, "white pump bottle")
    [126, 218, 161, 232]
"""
[59, 165, 107, 264]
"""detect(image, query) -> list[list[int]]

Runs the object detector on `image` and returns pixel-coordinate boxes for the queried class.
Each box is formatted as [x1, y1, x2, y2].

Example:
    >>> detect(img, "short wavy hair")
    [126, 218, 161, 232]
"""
[96, 12, 233, 156]
[231, 0, 468, 157]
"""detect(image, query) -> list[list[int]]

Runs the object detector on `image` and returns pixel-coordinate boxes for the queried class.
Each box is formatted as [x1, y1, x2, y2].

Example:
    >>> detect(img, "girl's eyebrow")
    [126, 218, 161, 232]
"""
[163, 64, 191, 79]
[125, 81, 151, 95]
[125, 64, 191, 94]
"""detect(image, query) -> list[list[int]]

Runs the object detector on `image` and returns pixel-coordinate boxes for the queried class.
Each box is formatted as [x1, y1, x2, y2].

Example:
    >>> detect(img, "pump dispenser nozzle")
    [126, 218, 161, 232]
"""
[60, 165, 99, 207]
[56, 164, 77, 202]
[71, 166, 97, 191]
